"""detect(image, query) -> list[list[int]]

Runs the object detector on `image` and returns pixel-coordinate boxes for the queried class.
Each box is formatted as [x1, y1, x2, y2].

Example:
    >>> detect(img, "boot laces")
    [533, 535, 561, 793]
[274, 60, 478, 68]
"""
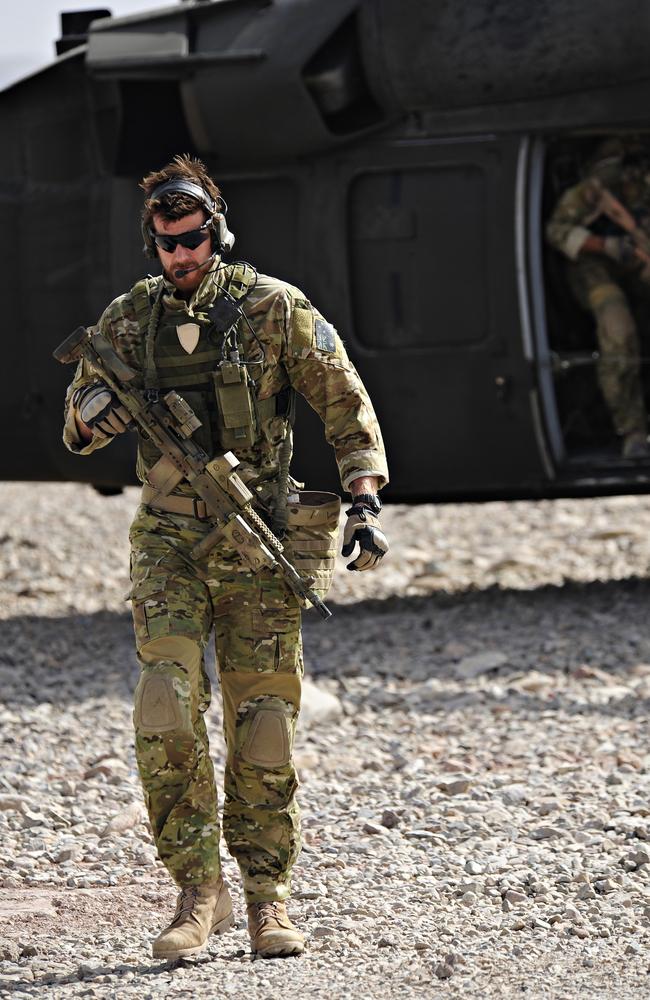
[173, 886, 200, 923]
[256, 901, 283, 927]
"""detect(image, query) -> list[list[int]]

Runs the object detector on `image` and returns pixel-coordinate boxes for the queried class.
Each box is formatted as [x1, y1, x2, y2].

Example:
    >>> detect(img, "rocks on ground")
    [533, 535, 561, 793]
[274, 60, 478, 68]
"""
[1, 484, 650, 998]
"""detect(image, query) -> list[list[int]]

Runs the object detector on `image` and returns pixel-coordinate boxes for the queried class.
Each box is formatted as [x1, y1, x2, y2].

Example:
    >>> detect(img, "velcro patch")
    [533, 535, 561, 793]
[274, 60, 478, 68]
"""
[315, 318, 337, 353]
[291, 306, 314, 355]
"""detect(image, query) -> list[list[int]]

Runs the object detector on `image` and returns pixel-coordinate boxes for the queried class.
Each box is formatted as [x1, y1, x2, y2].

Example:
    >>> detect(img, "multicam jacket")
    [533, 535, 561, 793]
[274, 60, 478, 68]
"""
[546, 160, 650, 262]
[63, 264, 388, 495]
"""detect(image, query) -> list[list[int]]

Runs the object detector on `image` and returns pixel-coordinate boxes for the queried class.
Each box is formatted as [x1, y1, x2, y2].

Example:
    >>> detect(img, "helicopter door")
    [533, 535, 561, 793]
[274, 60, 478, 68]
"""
[304, 135, 554, 500]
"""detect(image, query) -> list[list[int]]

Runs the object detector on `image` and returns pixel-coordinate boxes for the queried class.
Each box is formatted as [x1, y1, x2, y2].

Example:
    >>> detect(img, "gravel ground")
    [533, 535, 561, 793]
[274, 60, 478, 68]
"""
[1, 483, 650, 998]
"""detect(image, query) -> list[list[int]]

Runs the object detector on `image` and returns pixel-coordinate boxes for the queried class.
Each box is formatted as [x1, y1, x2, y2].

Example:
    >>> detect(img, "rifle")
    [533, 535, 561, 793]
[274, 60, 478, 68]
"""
[594, 180, 650, 269]
[53, 325, 332, 620]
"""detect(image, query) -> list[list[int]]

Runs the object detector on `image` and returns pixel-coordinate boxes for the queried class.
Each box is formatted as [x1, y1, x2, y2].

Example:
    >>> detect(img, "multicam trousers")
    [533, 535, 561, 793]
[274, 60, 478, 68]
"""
[129, 503, 302, 903]
[567, 256, 650, 436]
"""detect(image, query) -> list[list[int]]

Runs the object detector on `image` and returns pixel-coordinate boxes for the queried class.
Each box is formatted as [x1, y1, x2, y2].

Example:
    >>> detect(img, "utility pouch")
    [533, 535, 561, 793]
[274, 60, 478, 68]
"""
[213, 362, 256, 449]
[284, 491, 341, 600]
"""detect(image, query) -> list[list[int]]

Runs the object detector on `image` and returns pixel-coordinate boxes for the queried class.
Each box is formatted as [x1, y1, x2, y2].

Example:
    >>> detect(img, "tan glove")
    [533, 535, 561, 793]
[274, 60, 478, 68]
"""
[73, 382, 131, 439]
[603, 234, 638, 265]
[341, 499, 388, 571]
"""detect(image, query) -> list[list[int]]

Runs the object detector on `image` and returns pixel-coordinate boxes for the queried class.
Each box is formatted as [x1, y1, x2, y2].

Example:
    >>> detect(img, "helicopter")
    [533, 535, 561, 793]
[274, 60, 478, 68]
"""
[3, 0, 650, 502]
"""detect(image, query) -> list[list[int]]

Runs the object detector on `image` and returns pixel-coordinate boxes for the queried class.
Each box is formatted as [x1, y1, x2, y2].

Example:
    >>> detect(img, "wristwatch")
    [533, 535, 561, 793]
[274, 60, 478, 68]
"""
[350, 493, 382, 515]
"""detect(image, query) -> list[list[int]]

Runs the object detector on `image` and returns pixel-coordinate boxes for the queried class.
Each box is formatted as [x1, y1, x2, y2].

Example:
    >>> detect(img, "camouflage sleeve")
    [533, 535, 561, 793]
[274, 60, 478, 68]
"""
[62, 292, 142, 456]
[546, 178, 601, 260]
[281, 289, 389, 491]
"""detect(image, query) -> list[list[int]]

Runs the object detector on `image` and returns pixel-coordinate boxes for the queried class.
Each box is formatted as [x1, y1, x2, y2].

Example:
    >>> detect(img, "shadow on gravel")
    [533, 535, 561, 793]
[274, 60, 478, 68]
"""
[302, 574, 650, 721]
[8, 943, 256, 996]
[1, 575, 650, 715]
[13, 959, 175, 996]
[0, 610, 138, 705]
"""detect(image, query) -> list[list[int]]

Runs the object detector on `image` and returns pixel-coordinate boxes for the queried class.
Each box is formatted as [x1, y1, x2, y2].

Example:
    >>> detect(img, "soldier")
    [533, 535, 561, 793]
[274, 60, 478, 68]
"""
[62, 155, 389, 960]
[546, 138, 650, 458]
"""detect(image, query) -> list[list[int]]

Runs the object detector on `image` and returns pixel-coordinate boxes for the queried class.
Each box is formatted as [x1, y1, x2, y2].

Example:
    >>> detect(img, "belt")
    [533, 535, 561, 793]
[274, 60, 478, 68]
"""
[141, 485, 209, 520]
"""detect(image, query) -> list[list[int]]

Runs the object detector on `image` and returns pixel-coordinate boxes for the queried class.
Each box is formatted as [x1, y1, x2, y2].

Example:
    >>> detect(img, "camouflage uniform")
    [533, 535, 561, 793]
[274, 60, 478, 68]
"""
[546, 158, 650, 437]
[64, 264, 388, 902]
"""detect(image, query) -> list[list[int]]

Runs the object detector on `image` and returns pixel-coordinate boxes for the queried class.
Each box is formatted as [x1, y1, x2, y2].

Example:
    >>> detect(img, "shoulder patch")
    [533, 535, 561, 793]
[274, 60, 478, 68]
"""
[315, 318, 337, 353]
[291, 305, 314, 355]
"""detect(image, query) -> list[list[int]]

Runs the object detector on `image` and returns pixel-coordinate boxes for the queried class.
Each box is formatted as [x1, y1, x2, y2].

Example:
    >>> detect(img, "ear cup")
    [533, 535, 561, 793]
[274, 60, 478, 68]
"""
[214, 213, 236, 253]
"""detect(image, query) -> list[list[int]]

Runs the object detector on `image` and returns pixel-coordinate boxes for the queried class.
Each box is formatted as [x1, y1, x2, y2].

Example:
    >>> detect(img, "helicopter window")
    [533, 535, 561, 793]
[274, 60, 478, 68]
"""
[348, 165, 487, 351]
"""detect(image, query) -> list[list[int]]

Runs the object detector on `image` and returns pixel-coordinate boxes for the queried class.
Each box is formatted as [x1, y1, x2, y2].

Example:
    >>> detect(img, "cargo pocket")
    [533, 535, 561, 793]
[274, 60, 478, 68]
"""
[284, 491, 341, 602]
[130, 576, 170, 646]
[250, 608, 302, 675]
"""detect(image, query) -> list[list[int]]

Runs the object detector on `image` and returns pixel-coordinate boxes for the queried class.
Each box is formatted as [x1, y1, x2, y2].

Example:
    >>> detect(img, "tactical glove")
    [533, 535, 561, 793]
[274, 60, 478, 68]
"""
[341, 498, 388, 571]
[73, 381, 131, 439]
[603, 235, 638, 265]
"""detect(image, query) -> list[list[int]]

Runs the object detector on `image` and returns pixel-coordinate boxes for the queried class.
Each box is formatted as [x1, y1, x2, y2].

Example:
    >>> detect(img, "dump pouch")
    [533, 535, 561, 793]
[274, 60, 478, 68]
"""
[212, 362, 257, 449]
[283, 491, 341, 600]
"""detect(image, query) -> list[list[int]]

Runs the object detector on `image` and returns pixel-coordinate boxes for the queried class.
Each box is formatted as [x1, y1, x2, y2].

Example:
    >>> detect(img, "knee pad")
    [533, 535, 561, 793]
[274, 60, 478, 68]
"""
[134, 636, 202, 737]
[235, 696, 297, 769]
[587, 281, 625, 312]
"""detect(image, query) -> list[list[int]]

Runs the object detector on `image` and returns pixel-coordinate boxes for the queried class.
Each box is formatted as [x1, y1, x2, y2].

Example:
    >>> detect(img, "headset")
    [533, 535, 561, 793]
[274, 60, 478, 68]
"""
[141, 178, 236, 259]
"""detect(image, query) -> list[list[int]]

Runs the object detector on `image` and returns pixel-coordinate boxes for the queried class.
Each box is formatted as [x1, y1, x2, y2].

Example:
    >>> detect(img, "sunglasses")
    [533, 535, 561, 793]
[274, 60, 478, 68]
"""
[149, 221, 211, 253]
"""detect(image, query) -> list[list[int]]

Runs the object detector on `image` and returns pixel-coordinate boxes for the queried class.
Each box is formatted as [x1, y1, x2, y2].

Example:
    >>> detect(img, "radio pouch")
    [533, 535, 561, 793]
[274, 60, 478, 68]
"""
[213, 361, 257, 450]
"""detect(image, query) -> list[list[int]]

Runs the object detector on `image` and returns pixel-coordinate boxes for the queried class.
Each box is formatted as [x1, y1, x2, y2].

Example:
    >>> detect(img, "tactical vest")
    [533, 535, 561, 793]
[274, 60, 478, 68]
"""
[130, 266, 293, 487]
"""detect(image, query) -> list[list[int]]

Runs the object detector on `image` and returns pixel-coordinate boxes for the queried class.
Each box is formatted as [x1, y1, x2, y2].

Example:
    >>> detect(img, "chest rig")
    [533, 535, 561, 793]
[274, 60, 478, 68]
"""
[130, 265, 293, 487]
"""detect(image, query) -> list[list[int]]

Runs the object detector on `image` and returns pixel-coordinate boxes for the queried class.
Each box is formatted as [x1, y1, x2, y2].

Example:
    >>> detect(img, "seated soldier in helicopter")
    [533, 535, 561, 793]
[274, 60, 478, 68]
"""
[547, 137, 650, 459]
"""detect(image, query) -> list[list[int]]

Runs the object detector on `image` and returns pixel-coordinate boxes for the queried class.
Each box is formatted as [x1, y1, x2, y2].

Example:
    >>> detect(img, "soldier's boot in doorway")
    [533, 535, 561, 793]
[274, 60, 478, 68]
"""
[622, 431, 650, 459]
[247, 900, 305, 957]
[152, 879, 234, 960]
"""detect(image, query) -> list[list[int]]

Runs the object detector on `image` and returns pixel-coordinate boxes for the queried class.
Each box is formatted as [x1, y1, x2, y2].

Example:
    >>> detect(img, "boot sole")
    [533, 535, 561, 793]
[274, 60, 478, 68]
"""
[153, 911, 235, 961]
[253, 939, 305, 958]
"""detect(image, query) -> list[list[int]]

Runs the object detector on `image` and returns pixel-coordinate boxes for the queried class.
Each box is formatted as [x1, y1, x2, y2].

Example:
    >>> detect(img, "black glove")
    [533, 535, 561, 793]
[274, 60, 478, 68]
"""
[73, 382, 131, 439]
[341, 496, 388, 571]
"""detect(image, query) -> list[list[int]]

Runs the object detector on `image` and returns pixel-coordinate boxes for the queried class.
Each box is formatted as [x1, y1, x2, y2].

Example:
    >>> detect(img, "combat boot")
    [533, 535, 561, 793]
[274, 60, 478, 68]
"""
[247, 900, 305, 957]
[152, 879, 234, 960]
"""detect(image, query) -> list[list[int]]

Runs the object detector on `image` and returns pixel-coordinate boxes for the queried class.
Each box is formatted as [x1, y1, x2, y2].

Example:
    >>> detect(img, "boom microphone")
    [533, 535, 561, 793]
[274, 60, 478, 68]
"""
[174, 251, 218, 278]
